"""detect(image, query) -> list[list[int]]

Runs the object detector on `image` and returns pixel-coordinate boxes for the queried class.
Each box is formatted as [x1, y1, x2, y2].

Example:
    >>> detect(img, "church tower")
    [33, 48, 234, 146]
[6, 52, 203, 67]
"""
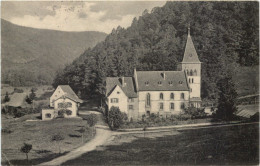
[181, 26, 201, 108]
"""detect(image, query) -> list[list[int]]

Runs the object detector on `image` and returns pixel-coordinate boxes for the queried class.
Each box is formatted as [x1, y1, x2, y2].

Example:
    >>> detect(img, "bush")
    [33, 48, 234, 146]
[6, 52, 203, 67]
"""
[84, 114, 98, 127]
[14, 88, 24, 93]
[107, 106, 124, 130]
[184, 107, 207, 119]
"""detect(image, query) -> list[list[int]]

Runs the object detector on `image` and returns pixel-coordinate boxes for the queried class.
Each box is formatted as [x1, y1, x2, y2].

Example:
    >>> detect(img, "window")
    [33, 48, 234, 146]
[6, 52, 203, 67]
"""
[159, 103, 164, 110]
[160, 93, 164, 100]
[190, 70, 193, 76]
[158, 81, 162, 86]
[181, 93, 185, 99]
[128, 98, 134, 102]
[194, 69, 197, 76]
[192, 78, 194, 83]
[67, 102, 72, 108]
[170, 93, 174, 99]
[45, 113, 51, 118]
[145, 81, 149, 86]
[169, 81, 173, 86]
[117, 91, 120, 94]
[58, 103, 63, 108]
[179, 81, 183, 84]
[190, 88, 192, 92]
[110, 98, 119, 103]
[189, 78, 191, 83]
[186, 70, 189, 76]
[129, 105, 134, 110]
[181, 103, 185, 109]
[146, 93, 151, 106]
[170, 103, 174, 110]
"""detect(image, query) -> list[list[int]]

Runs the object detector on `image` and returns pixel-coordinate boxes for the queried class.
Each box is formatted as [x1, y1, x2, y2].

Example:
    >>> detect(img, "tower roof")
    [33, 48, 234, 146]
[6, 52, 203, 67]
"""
[182, 27, 201, 63]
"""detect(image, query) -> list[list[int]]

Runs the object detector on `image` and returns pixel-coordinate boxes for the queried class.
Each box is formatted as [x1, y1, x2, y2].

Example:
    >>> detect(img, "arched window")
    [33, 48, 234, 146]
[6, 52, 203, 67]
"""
[160, 93, 164, 100]
[189, 78, 191, 83]
[146, 93, 151, 106]
[170, 93, 174, 99]
[186, 70, 189, 76]
[181, 93, 185, 99]
[192, 78, 194, 83]
[190, 69, 193, 76]
[194, 69, 197, 76]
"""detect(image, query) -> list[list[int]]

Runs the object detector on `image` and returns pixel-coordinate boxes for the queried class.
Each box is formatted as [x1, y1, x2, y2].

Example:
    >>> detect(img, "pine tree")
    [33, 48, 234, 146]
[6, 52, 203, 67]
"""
[216, 74, 238, 120]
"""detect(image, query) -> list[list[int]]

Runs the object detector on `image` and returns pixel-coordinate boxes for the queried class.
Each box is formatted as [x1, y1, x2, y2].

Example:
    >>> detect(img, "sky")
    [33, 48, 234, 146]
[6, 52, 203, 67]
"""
[1, 1, 166, 33]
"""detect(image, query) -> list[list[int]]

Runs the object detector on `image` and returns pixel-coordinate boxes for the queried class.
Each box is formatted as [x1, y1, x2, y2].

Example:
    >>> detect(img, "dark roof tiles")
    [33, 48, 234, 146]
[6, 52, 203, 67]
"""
[106, 77, 137, 98]
[136, 71, 189, 91]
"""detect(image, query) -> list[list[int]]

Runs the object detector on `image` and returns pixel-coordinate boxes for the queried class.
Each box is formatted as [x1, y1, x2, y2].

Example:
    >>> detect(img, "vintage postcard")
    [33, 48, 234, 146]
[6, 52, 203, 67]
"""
[1, 1, 259, 165]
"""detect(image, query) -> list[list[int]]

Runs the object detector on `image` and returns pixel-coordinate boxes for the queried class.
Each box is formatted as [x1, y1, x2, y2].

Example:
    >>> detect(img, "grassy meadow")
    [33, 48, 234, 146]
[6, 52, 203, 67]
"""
[63, 123, 259, 165]
[1, 114, 94, 165]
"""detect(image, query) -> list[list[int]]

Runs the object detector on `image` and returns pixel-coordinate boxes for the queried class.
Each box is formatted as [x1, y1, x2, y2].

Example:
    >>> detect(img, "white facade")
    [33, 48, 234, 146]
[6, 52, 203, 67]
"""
[138, 91, 190, 115]
[182, 63, 201, 99]
[50, 86, 65, 107]
[54, 98, 78, 117]
[107, 85, 128, 114]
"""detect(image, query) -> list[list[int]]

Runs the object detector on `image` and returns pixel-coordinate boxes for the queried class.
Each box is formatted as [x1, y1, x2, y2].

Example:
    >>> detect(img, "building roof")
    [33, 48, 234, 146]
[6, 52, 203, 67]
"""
[136, 71, 189, 91]
[5, 93, 28, 108]
[58, 85, 83, 103]
[182, 28, 201, 63]
[106, 77, 137, 98]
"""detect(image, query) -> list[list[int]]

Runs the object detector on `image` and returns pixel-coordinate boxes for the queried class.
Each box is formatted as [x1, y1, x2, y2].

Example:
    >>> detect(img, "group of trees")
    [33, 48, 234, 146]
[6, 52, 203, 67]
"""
[53, 2, 258, 104]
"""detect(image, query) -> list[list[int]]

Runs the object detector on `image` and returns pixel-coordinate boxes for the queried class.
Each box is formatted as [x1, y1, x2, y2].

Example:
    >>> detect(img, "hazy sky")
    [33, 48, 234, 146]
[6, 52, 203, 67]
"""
[1, 1, 166, 33]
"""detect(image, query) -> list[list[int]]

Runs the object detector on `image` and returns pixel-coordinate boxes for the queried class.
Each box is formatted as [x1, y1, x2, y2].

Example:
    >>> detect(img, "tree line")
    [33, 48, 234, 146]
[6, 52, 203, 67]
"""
[53, 1, 259, 103]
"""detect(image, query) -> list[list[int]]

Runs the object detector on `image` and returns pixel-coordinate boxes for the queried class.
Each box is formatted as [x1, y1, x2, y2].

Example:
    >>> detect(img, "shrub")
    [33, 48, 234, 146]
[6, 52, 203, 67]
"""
[184, 107, 207, 119]
[107, 106, 124, 130]
[84, 114, 98, 127]
[14, 88, 24, 93]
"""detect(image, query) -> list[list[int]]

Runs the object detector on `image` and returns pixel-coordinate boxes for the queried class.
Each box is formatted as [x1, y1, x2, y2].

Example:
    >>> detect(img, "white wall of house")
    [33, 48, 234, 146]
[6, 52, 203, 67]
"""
[107, 85, 128, 114]
[54, 98, 78, 117]
[138, 91, 190, 116]
[42, 109, 55, 120]
[50, 86, 65, 107]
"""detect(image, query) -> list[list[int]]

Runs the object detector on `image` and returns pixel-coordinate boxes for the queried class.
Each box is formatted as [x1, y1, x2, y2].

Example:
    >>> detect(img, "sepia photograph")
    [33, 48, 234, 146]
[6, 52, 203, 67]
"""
[1, 1, 259, 165]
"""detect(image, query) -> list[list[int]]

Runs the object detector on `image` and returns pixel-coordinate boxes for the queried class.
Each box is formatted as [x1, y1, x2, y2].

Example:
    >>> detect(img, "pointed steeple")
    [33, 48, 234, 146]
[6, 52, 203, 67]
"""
[182, 25, 200, 63]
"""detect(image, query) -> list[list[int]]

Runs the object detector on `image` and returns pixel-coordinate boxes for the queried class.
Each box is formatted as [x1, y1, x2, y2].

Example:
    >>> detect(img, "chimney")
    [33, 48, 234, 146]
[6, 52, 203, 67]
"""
[162, 72, 166, 80]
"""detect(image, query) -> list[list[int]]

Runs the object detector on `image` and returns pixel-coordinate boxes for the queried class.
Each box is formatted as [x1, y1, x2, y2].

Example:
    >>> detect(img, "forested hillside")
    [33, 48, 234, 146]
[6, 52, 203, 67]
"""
[1, 19, 107, 86]
[53, 1, 259, 101]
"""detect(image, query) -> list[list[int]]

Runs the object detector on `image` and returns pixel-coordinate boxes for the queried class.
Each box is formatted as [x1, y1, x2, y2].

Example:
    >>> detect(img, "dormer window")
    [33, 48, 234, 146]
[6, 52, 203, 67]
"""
[145, 81, 149, 86]
[169, 81, 173, 86]
[158, 81, 162, 86]
[179, 81, 183, 84]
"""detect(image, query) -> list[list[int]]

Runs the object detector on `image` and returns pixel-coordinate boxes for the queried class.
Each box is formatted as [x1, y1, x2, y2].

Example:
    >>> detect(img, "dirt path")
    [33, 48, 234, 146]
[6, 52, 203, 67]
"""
[39, 127, 111, 166]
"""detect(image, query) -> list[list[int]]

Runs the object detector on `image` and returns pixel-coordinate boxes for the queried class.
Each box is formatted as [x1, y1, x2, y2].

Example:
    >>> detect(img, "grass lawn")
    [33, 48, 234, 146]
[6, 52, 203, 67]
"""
[63, 123, 259, 165]
[1, 114, 94, 165]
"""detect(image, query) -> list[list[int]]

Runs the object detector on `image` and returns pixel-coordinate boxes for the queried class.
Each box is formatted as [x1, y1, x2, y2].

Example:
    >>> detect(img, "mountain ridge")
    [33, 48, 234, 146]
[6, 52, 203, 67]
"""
[1, 19, 107, 86]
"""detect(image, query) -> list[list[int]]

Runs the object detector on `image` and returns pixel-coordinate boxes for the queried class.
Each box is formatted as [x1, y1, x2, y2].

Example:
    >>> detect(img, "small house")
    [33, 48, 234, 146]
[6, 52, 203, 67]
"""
[42, 85, 83, 120]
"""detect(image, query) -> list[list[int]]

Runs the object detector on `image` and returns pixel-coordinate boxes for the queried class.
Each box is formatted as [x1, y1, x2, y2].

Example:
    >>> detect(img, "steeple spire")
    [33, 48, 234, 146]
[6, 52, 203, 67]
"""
[188, 23, 190, 36]
[181, 24, 201, 63]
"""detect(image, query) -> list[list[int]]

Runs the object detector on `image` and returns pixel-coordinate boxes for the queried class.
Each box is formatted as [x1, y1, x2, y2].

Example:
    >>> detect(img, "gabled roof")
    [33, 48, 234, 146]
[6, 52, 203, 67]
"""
[182, 28, 201, 63]
[5, 93, 28, 108]
[106, 77, 137, 98]
[57, 85, 83, 103]
[136, 71, 189, 91]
